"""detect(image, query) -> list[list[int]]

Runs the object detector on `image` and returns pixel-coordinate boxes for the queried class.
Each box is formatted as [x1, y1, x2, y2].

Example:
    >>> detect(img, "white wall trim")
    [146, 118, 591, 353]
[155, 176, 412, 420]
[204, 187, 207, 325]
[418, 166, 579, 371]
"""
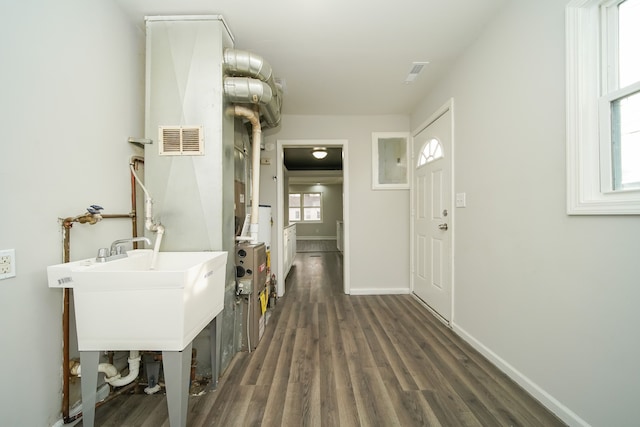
[296, 236, 337, 241]
[276, 139, 350, 296]
[452, 322, 591, 427]
[349, 288, 410, 296]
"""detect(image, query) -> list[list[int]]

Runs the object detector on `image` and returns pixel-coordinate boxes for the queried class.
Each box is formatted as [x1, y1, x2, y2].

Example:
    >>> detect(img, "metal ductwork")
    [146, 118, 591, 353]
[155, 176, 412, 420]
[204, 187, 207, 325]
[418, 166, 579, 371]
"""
[224, 77, 273, 105]
[223, 48, 282, 128]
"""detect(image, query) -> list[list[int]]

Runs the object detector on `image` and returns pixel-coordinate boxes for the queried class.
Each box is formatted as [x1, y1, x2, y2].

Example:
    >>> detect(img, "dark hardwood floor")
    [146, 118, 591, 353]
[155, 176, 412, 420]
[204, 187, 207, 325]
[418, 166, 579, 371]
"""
[86, 241, 565, 426]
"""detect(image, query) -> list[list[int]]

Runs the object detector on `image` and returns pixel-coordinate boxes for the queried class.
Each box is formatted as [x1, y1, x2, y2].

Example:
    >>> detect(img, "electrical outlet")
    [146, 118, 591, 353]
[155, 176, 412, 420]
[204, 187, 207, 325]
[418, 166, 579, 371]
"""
[0, 249, 15, 280]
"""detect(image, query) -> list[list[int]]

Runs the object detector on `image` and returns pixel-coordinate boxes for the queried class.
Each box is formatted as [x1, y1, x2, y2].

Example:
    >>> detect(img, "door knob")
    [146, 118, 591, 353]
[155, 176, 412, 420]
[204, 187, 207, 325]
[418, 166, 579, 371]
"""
[438, 223, 448, 230]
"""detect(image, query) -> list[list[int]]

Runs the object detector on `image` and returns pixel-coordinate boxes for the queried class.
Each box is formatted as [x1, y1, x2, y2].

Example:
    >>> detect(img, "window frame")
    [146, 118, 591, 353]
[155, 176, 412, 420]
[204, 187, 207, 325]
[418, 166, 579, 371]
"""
[566, 0, 640, 214]
[371, 132, 410, 190]
[288, 191, 323, 223]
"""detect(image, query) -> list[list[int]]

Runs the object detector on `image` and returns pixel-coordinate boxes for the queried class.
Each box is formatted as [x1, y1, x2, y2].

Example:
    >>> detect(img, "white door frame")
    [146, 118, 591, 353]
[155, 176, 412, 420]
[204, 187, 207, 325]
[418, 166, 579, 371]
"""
[410, 98, 455, 323]
[276, 139, 350, 296]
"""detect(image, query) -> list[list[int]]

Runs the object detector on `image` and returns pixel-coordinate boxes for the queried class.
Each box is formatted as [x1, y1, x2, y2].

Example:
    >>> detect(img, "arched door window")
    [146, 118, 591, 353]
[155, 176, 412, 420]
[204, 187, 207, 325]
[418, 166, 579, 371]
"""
[417, 138, 443, 167]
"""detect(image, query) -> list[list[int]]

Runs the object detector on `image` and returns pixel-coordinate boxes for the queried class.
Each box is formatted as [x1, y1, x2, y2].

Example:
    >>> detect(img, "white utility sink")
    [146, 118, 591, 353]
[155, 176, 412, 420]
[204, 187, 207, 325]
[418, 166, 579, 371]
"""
[47, 249, 228, 351]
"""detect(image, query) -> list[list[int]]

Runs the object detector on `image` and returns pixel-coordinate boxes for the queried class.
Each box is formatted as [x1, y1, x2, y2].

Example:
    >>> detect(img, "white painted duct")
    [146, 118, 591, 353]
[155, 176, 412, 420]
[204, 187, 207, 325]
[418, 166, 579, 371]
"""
[224, 48, 282, 128]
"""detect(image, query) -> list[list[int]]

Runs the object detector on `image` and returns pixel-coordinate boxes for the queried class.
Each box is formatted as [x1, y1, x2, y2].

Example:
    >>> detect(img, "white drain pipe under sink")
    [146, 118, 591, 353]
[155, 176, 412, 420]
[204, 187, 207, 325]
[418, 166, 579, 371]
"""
[71, 350, 141, 388]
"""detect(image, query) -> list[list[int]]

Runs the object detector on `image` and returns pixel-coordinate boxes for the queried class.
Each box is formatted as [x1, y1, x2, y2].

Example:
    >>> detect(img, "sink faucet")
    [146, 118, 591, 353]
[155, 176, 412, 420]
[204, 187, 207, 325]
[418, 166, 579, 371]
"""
[110, 237, 152, 256]
[96, 237, 152, 263]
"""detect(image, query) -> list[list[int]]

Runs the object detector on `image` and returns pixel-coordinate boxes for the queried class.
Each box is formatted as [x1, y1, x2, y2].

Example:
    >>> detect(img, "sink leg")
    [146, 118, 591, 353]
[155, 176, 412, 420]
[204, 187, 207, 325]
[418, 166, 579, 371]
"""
[210, 316, 218, 390]
[163, 343, 192, 427]
[79, 351, 99, 427]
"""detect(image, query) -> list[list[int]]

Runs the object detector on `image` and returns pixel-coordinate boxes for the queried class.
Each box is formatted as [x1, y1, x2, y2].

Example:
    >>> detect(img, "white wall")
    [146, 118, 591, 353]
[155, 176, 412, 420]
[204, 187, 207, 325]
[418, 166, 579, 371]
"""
[7, 0, 635, 425]
[0, 2, 143, 425]
[261, 114, 411, 294]
[289, 183, 343, 239]
[411, 0, 640, 425]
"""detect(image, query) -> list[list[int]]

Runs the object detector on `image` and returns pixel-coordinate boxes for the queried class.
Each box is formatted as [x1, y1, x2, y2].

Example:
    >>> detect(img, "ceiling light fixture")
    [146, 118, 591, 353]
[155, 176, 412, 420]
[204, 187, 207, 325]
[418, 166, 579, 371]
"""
[312, 147, 328, 159]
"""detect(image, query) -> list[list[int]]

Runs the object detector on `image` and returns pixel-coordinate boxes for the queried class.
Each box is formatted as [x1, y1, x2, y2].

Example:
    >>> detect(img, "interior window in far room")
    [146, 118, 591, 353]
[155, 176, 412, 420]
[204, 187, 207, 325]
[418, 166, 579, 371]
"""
[289, 192, 322, 222]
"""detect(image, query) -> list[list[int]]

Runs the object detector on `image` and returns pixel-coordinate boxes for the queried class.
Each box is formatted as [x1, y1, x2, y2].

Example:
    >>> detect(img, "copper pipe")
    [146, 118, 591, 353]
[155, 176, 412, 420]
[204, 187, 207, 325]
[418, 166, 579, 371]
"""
[61, 221, 72, 421]
[130, 157, 144, 246]
[101, 214, 134, 219]
[131, 170, 138, 246]
[60, 158, 143, 423]
[63, 290, 70, 418]
[61, 213, 136, 424]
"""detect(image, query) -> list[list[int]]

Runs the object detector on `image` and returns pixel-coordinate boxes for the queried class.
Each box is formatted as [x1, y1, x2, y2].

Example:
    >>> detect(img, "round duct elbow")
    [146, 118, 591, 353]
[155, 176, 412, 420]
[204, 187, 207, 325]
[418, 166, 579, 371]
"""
[224, 49, 273, 82]
[260, 95, 282, 128]
[224, 77, 273, 104]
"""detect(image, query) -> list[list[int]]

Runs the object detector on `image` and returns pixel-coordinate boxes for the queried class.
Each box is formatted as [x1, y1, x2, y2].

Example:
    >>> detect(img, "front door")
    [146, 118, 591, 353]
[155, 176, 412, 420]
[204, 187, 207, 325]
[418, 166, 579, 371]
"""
[412, 106, 453, 321]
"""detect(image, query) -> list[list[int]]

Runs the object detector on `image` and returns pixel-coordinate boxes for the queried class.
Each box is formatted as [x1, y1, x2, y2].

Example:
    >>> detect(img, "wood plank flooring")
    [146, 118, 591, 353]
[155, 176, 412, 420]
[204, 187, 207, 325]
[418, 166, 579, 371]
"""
[85, 242, 565, 426]
[295, 239, 339, 253]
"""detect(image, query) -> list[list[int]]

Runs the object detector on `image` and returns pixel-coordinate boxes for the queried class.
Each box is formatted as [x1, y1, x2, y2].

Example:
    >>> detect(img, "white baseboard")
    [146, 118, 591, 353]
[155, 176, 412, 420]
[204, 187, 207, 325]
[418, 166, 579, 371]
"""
[349, 288, 410, 295]
[296, 236, 337, 241]
[452, 323, 590, 427]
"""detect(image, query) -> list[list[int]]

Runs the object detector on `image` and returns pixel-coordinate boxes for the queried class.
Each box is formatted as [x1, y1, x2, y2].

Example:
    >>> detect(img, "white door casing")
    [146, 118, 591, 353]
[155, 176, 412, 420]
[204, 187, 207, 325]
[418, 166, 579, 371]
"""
[411, 101, 454, 322]
[276, 139, 350, 297]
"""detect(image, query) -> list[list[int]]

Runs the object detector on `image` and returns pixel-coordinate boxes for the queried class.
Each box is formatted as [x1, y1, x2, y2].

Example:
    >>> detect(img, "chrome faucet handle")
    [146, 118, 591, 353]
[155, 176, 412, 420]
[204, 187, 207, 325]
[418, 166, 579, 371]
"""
[96, 247, 109, 262]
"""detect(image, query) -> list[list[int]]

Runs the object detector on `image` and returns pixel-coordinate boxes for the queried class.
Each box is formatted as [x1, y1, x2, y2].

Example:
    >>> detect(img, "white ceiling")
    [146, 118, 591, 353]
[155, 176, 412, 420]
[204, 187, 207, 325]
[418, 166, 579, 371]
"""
[114, 0, 508, 116]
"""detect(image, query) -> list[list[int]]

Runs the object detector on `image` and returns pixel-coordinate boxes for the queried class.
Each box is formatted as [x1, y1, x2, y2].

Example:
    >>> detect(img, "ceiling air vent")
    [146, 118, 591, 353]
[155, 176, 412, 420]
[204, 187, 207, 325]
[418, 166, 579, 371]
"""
[159, 126, 204, 156]
[404, 61, 429, 84]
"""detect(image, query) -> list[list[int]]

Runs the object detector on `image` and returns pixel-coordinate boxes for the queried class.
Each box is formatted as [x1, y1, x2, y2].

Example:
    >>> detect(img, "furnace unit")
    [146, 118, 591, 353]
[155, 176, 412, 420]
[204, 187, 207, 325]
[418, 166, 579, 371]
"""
[236, 242, 266, 350]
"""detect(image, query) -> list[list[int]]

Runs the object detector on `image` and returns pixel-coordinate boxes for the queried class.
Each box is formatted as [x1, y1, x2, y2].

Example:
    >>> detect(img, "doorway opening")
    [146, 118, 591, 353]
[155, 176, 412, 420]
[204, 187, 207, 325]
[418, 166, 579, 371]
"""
[276, 139, 350, 296]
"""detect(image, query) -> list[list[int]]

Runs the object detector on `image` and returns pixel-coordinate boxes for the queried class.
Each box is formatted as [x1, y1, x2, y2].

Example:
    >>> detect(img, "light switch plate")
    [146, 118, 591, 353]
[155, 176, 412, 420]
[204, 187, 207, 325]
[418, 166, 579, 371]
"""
[455, 193, 467, 208]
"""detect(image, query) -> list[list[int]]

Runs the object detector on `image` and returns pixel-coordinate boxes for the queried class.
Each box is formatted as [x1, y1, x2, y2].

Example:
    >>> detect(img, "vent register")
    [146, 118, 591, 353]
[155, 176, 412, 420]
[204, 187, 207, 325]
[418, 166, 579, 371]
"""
[159, 126, 204, 156]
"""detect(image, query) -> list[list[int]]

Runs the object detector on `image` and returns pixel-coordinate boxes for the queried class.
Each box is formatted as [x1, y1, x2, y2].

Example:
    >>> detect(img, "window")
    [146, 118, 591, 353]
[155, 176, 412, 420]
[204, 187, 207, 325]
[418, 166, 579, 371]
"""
[566, 0, 640, 214]
[289, 192, 322, 222]
[417, 138, 443, 167]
